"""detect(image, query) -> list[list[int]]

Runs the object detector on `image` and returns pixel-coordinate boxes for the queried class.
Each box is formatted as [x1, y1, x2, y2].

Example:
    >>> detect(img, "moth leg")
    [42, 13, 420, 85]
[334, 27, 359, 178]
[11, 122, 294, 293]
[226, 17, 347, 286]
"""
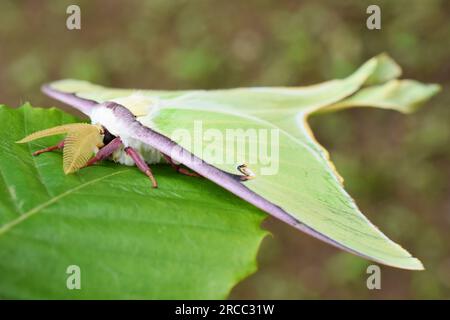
[125, 146, 158, 188]
[162, 154, 201, 177]
[84, 137, 123, 167]
[32, 140, 65, 156]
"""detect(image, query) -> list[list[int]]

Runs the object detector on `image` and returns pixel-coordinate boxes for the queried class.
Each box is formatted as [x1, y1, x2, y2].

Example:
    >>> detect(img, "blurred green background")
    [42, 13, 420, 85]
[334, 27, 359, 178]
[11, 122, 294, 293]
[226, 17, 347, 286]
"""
[0, 0, 448, 299]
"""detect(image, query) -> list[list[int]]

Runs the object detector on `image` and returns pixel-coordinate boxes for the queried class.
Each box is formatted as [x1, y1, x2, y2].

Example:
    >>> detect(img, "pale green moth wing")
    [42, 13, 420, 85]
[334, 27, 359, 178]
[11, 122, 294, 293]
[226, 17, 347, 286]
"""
[44, 54, 440, 270]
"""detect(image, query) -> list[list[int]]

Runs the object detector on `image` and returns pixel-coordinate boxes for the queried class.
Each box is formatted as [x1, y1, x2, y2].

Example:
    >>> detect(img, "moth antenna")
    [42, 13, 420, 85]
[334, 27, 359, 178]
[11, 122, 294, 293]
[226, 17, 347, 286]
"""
[62, 127, 104, 174]
[16, 123, 101, 144]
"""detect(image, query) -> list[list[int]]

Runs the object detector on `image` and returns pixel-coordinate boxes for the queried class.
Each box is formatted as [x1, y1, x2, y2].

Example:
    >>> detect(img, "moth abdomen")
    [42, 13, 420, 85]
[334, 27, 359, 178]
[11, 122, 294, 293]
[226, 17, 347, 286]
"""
[110, 137, 163, 166]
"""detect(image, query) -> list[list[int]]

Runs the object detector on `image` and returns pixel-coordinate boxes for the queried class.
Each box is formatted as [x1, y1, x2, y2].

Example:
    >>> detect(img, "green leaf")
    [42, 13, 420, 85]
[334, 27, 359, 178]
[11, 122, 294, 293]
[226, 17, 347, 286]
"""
[0, 104, 267, 299]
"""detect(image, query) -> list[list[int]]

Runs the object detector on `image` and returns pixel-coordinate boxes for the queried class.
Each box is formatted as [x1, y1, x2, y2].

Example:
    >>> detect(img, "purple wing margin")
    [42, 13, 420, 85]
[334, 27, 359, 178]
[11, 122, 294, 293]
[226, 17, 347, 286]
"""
[41, 84, 98, 116]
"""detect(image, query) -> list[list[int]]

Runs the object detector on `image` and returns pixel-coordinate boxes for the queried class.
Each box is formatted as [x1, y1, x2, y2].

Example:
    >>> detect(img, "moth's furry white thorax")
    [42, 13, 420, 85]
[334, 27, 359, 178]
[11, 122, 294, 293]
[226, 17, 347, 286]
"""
[90, 101, 164, 166]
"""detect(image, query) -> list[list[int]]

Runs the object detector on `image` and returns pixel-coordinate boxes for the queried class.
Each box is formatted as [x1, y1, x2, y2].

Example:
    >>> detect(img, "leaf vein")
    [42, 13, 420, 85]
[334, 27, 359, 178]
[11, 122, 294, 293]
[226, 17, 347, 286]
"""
[0, 170, 130, 237]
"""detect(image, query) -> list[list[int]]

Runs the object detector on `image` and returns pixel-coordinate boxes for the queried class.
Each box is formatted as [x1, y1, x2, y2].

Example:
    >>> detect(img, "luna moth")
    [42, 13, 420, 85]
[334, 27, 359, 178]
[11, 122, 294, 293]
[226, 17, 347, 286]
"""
[17, 54, 439, 270]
